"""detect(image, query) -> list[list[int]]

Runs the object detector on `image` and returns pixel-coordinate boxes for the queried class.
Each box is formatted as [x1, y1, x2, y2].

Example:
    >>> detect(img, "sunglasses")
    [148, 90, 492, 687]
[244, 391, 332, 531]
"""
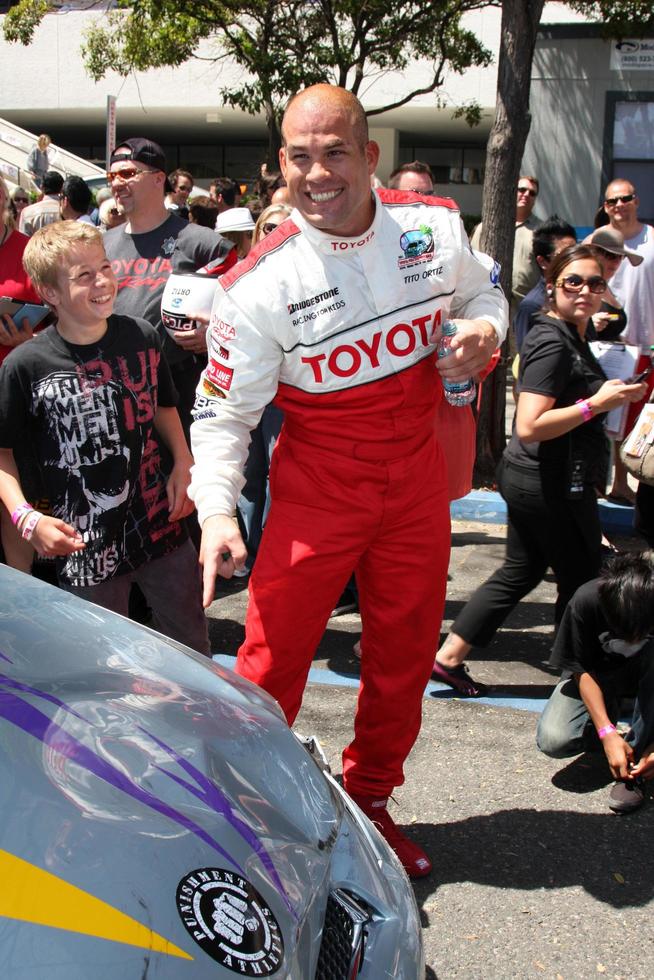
[517, 186, 537, 197]
[106, 167, 152, 182]
[594, 247, 622, 261]
[556, 274, 607, 294]
[109, 208, 121, 216]
[13, 197, 28, 204]
[262, 222, 282, 235]
[605, 194, 635, 206]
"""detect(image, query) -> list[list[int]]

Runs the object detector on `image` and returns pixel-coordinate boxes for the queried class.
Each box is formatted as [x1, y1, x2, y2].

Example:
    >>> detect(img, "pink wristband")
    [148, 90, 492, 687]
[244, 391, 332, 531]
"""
[598, 724, 617, 740]
[11, 502, 33, 527]
[575, 398, 593, 422]
[20, 510, 42, 542]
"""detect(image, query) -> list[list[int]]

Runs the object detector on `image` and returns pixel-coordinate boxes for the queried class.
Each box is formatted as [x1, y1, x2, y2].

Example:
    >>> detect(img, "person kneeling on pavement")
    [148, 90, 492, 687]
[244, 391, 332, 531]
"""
[537, 552, 654, 814]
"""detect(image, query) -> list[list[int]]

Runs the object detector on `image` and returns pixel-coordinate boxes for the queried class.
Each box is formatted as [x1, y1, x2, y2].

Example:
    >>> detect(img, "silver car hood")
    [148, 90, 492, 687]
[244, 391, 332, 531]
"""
[0, 569, 345, 977]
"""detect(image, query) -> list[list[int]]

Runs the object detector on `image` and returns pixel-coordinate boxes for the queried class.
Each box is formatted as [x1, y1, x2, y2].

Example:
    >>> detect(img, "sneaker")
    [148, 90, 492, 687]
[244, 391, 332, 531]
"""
[608, 779, 645, 814]
[349, 794, 432, 878]
[431, 660, 487, 697]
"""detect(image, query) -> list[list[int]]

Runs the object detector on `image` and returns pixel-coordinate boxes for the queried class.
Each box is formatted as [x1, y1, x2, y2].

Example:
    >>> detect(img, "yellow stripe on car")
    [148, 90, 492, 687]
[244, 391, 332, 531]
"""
[0, 849, 192, 960]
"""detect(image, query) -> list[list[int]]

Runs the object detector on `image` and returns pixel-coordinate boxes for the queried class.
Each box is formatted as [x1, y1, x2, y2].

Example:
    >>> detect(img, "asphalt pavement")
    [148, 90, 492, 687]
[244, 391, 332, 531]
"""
[205, 514, 654, 980]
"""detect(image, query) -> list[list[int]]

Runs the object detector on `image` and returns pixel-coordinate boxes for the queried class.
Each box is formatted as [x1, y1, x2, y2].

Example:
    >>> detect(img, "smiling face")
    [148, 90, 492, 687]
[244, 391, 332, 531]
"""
[171, 175, 193, 207]
[279, 87, 380, 238]
[108, 159, 165, 217]
[516, 177, 538, 221]
[42, 243, 117, 331]
[604, 179, 639, 233]
[549, 257, 605, 326]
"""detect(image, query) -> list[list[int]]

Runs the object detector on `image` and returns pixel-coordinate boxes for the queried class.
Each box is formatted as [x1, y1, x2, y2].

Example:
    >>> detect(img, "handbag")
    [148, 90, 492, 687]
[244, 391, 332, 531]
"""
[619, 392, 654, 486]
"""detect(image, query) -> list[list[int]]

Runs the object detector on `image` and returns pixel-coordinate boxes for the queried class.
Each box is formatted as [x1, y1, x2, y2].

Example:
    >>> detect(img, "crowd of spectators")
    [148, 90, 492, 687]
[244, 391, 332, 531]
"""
[1, 92, 653, 880]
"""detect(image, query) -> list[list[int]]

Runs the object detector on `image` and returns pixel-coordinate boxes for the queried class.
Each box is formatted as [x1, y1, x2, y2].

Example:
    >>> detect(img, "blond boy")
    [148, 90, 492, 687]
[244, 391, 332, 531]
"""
[0, 222, 208, 653]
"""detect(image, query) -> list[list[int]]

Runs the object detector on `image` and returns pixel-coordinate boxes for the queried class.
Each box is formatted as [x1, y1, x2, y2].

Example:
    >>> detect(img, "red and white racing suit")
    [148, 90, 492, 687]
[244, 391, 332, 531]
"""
[190, 189, 507, 798]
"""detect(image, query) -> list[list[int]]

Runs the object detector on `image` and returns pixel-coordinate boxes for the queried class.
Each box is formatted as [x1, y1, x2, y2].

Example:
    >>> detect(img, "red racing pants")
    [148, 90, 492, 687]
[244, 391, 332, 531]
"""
[235, 430, 450, 798]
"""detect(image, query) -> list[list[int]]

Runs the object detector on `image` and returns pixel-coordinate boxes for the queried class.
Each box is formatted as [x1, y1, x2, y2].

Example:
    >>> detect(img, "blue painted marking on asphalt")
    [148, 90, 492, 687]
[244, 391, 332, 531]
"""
[430, 691, 549, 713]
[213, 654, 548, 713]
[451, 489, 635, 535]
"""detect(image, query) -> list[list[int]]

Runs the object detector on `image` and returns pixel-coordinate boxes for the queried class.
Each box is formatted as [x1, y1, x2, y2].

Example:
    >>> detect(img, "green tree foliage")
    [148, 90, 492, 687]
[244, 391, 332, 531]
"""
[473, 0, 651, 481]
[4, 0, 493, 160]
[7, 0, 649, 477]
[570, 0, 654, 35]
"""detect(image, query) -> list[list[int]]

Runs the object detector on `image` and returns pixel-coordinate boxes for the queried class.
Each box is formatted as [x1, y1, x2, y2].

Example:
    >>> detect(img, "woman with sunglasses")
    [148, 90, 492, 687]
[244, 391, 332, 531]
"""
[432, 244, 646, 696]
[586, 226, 646, 503]
[252, 203, 292, 244]
[586, 225, 645, 345]
[10, 187, 30, 221]
[98, 196, 126, 232]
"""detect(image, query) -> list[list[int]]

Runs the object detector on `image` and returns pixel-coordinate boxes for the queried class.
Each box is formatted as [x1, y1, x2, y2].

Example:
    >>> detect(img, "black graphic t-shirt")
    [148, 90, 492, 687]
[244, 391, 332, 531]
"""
[103, 213, 232, 367]
[0, 315, 186, 587]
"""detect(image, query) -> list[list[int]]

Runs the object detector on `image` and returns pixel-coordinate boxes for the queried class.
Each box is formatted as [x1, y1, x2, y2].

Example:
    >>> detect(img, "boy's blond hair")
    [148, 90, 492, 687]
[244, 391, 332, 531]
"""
[22, 220, 104, 293]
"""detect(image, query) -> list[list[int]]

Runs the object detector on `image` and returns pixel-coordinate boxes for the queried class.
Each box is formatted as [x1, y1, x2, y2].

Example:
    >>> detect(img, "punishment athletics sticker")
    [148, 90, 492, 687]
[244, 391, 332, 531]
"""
[176, 868, 284, 974]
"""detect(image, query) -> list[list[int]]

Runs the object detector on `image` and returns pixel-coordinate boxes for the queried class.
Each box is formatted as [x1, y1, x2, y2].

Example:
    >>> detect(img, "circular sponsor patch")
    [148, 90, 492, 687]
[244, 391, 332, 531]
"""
[176, 868, 284, 975]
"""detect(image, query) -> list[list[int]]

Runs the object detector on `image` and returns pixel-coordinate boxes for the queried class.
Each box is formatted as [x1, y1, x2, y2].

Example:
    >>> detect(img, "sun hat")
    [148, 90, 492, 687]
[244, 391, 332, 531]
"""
[215, 207, 255, 233]
[589, 226, 643, 267]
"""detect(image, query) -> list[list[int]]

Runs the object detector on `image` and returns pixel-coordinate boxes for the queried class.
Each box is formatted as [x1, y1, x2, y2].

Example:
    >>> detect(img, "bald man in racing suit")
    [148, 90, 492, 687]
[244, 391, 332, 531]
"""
[190, 85, 507, 877]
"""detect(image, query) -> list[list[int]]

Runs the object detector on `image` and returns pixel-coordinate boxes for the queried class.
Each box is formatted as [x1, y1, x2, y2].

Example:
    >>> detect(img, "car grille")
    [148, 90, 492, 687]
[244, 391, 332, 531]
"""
[315, 889, 370, 980]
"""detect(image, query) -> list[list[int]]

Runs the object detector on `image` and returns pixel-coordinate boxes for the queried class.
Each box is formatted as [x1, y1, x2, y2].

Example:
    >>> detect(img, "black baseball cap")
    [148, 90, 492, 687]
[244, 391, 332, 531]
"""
[110, 138, 166, 172]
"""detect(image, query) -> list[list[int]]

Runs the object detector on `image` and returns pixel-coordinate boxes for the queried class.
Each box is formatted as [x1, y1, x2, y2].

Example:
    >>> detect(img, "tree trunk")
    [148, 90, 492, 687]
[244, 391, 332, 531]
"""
[265, 104, 283, 168]
[474, 0, 545, 484]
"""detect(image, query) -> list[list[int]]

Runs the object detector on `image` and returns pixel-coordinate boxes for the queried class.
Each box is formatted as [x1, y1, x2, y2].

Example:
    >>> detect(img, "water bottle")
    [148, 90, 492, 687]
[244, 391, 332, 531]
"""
[437, 320, 476, 407]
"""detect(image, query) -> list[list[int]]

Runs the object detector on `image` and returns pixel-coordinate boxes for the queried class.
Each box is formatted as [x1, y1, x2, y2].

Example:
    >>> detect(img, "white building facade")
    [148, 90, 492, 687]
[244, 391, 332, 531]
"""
[1, 4, 652, 228]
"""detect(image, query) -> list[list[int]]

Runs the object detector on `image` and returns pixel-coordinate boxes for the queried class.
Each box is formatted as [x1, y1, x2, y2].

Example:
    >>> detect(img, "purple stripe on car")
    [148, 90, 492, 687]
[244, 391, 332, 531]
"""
[0, 673, 88, 720]
[0, 689, 294, 916]
[139, 726, 293, 915]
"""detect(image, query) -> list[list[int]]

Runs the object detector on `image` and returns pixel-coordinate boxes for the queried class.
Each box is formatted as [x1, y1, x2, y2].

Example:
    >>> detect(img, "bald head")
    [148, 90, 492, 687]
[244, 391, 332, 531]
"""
[278, 83, 379, 238]
[603, 178, 640, 237]
[282, 85, 369, 150]
[605, 178, 635, 200]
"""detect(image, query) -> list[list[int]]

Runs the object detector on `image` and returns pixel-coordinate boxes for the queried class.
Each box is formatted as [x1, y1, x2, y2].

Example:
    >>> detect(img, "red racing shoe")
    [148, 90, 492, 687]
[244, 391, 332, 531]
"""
[349, 794, 432, 878]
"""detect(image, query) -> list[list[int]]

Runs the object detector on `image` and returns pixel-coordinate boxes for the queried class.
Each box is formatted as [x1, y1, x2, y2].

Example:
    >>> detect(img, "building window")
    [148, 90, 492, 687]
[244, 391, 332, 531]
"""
[398, 144, 485, 184]
[604, 94, 654, 223]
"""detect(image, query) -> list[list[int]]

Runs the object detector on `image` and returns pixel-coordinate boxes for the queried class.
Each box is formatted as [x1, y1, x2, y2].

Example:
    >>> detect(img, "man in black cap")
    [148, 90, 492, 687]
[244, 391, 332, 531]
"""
[104, 138, 235, 437]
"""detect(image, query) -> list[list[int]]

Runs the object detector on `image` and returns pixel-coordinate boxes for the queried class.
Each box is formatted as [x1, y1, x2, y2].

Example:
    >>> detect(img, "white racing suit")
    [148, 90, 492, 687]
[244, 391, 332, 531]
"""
[190, 189, 507, 797]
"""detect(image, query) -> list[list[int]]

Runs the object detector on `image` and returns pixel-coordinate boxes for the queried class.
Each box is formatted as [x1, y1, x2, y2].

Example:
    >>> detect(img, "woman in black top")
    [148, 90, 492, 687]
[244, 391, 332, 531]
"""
[432, 245, 646, 695]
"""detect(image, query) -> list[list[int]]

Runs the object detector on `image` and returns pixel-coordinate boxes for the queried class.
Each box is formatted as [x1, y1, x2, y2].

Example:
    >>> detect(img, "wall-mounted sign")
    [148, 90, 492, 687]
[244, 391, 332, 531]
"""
[611, 38, 654, 71]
